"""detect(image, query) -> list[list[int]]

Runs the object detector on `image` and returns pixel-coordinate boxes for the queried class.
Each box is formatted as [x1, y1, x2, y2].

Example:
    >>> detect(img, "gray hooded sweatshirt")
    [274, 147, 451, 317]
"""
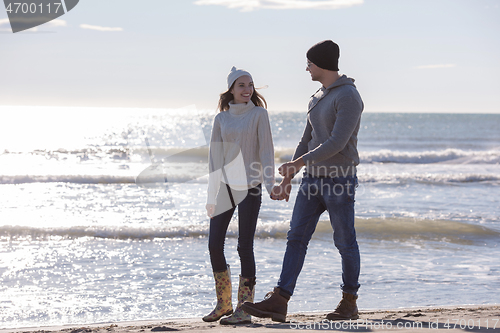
[293, 75, 364, 177]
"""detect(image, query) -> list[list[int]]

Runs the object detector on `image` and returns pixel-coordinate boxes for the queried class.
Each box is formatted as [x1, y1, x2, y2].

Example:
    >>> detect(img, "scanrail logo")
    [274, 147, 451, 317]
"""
[3, 0, 78, 33]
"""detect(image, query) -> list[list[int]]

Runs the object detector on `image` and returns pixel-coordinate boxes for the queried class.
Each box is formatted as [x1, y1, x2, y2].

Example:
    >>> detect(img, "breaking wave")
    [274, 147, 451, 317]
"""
[2, 218, 498, 245]
[360, 148, 500, 164]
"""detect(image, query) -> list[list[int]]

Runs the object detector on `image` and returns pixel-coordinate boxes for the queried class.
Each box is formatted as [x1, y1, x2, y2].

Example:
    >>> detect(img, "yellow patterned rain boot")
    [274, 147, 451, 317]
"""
[202, 266, 233, 322]
[220, 276, 256, 325]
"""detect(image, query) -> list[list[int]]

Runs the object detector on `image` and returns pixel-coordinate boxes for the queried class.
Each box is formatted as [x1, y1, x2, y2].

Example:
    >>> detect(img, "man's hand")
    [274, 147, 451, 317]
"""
[270, 177, 292, 202]
[278, 158, 305, 178]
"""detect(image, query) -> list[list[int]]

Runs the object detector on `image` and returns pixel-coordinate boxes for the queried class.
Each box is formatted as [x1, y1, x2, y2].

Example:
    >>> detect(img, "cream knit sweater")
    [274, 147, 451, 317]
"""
[207, 101, 275, 205]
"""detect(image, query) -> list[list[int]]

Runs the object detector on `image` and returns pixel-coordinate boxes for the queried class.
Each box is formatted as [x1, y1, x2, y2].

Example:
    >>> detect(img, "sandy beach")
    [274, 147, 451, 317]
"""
[2, 305, 499, 333]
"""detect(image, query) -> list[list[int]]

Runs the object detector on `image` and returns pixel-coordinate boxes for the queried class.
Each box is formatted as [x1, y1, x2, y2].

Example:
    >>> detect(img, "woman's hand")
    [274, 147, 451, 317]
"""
[270, 177, 292, 202]
[206, 204, 215, 218]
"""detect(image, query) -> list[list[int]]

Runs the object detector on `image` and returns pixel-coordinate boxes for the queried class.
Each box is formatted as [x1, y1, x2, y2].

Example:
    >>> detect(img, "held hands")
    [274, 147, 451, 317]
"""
[271, 158, 304, 202]
[209, 158, 304, 207]
[270, 177, 292, 202]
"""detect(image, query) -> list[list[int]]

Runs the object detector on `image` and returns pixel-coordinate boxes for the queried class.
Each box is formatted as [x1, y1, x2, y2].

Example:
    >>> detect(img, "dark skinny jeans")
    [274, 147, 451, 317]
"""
[208, 184, 262, 277]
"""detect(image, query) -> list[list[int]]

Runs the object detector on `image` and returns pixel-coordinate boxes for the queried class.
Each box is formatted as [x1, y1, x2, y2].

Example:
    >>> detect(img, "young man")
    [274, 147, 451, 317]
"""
[242, 40, 364, 322]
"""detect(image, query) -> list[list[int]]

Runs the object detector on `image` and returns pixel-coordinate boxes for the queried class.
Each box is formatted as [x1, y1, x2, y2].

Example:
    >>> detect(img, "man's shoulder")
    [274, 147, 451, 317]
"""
[327, 84, 362, 105]
[331, 82, 359, 94]
[312, 84, 363, 114]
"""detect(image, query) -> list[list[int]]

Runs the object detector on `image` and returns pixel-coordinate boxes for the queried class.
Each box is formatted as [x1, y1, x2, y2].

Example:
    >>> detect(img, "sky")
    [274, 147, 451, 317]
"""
[1, 0, 499, 113]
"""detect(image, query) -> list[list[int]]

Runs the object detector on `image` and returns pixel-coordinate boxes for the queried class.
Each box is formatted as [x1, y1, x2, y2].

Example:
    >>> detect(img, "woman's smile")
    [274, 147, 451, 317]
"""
[231, 75, 254, 104]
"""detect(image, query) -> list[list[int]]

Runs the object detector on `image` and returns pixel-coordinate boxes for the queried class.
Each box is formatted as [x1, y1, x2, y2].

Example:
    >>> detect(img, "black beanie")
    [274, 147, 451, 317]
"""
[306, 40, 340, 71]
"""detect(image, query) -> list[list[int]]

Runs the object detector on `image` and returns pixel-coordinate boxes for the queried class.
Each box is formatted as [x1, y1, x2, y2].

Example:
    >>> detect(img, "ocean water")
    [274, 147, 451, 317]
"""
[0, 107, 499, 328]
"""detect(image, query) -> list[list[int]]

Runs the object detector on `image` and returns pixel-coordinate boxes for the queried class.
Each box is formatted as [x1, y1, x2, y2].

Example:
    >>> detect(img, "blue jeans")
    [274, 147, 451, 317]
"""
[277, 174, 360, 296]
[209, 184, 262, 277]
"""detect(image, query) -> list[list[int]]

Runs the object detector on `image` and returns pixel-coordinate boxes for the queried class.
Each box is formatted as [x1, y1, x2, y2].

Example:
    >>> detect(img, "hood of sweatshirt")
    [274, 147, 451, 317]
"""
[308, 75, 357, 113]
[325, 74, 356, 91]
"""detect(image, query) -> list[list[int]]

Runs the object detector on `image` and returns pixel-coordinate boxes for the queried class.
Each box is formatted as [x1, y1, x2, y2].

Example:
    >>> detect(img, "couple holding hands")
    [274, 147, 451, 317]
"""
[204, 40, 364, 325]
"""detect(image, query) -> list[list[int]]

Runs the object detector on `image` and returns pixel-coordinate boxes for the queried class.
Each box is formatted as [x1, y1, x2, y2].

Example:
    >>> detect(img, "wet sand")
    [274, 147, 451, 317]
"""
[2, 305, 499, 333]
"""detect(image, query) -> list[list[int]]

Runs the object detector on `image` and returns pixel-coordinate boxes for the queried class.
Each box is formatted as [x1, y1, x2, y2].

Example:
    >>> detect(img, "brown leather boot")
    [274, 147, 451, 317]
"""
[326, 292, 359, 321]
[241, 287, 289, 322]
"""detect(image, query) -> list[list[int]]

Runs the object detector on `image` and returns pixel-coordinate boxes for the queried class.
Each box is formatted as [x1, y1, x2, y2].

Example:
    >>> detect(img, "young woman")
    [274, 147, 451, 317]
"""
[203, 67, 275, 325]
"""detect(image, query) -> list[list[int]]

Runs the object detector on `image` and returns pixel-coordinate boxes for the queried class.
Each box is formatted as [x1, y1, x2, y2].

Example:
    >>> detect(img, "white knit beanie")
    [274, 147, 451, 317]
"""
[227, 66, 253, 89]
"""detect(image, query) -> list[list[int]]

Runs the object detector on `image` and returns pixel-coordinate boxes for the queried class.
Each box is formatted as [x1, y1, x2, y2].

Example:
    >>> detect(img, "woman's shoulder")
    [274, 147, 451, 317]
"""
[213, 110, 228, 121]
[250, 105, 269, 116]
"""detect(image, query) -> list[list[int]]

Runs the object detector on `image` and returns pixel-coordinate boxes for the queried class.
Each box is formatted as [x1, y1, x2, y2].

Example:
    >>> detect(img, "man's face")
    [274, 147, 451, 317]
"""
[306, 60, 322, 81]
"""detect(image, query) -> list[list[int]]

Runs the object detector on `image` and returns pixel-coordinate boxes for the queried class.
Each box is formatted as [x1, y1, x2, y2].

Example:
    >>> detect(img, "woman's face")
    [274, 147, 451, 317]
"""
[231, 75, 254, 104]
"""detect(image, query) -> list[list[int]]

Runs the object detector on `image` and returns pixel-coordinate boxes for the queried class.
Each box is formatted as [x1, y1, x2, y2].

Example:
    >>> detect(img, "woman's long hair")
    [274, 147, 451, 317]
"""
[217, 82, 267, 112]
